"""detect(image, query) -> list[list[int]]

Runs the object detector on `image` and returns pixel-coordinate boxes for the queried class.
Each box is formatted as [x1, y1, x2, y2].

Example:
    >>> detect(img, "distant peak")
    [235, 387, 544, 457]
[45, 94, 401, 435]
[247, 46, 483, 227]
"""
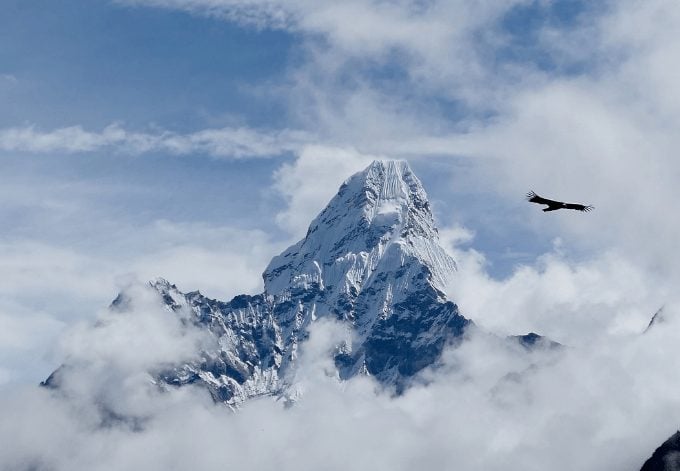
[149, 277, 173, 291]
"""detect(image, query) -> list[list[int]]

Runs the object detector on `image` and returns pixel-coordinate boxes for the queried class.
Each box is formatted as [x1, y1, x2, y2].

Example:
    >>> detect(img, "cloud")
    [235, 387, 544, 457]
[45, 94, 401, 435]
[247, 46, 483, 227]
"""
[0, 220, 283, 388]
[0, 73, 18, 84]
[117, 0, 536, 72]
[58, 281, 211, 376]
[0, 303, 65, 386]
[0, 123, 310, 158]
[127, 220, 282, 297]
[0, 222, 278, 312]
[3, 306, 680, 470]
[433, 80, 680, 280]
[118, 0, 294, 28]
[118, 0, 599, 131]
[442, 237, 669, 345]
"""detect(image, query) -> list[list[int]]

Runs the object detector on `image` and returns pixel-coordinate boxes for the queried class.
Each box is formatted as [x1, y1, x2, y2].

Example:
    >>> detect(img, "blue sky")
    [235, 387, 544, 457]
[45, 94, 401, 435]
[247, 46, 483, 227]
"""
[1, 0, 294, 129]
[2, 0, 680, 388]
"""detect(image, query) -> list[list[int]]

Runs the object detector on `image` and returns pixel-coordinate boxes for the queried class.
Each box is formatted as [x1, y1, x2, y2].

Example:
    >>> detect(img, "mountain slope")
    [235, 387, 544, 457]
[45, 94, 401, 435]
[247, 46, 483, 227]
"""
[46, 160, 471, 406]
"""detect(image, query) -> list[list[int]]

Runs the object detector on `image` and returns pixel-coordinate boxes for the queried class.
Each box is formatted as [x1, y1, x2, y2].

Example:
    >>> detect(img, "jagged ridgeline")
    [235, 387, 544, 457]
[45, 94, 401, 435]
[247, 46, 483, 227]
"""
[45, 160, 472, 405]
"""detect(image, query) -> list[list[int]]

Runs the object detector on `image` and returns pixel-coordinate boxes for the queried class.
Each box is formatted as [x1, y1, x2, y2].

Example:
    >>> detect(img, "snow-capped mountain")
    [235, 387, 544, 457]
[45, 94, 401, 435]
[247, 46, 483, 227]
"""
[47, 160, 471, 406]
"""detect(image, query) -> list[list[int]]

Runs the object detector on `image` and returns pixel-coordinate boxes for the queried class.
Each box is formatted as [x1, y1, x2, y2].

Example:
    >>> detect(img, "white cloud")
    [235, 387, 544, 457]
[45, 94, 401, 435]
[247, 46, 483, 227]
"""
[118, 0, 602, 126]
[0, 73, 18, 84]
[0, 222, 277, 315]
[119, 0, 294, 28]
[0, 303, 65, 386]
[128, 220, 282, 297]
[432, 81, 680, 281]
[443, 240, 669, 345]
[0, 220, 283, 388]
[0, 123, 310, 158]
[58, 281, 211, 376]
[3, 310, 680, 470]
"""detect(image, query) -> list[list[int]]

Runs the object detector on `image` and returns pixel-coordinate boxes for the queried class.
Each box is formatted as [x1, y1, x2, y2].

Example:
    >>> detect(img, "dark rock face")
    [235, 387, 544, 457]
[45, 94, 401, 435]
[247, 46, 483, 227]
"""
[364, 297, 468, 380]
[640, 431, 680, 471]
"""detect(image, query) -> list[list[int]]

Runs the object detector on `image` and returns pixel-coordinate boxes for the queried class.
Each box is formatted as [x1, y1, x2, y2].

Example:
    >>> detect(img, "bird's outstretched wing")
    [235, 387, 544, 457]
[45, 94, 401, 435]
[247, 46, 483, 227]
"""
[526, 191, 562, 206]
[526, 190, 594, 212]
[564, 203, 594, 212]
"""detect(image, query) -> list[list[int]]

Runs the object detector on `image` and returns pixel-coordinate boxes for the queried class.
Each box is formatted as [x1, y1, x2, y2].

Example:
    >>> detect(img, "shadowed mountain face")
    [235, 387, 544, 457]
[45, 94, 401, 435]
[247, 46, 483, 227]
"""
[640, 431, 680, 471]
[45, 160, 472, 406]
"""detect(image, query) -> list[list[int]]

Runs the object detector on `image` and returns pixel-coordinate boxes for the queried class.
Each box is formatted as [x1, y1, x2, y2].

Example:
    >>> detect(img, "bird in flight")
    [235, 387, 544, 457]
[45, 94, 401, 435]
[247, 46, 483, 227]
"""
[526, 191, 594, 212]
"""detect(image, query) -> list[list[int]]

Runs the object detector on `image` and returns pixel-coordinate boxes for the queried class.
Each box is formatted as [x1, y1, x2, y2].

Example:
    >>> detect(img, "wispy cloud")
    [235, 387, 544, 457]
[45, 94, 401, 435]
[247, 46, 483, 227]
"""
[0, 74, 18, 84]
[117, 0, 599, 107]
[119, 0, 294, 28]
[0, 124, 310, 158]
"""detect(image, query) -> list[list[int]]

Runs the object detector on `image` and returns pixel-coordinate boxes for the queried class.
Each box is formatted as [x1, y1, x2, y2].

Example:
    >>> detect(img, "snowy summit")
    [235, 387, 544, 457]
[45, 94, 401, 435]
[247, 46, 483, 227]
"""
[46, 160, 471, 405]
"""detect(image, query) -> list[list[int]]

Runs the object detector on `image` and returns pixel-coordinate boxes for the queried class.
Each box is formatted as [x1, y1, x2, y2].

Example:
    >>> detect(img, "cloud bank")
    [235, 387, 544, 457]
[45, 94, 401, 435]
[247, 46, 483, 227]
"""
[2, 289, 680, 470]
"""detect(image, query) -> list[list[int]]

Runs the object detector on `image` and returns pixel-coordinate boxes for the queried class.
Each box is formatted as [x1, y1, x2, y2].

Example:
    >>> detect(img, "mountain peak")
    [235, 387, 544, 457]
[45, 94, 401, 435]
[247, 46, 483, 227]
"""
[263, 159, 454, 298]
[348, 159, 431, 231]
[363, 159, 421, 200]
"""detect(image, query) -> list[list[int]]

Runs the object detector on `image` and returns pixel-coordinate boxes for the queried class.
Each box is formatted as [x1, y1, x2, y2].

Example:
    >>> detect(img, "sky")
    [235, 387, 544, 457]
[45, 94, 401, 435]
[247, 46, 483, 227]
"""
[2, 0, 680, 469]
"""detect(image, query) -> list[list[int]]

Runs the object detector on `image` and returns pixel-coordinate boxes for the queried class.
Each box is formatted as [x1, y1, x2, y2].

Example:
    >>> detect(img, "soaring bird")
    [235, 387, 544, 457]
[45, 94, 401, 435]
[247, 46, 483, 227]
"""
[526, 191, 593, 212]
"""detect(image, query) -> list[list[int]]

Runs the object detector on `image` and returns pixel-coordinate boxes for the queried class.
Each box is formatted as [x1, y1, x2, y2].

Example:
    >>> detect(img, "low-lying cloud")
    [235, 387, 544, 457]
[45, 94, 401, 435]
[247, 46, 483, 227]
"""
[2, 276, 679, 470]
